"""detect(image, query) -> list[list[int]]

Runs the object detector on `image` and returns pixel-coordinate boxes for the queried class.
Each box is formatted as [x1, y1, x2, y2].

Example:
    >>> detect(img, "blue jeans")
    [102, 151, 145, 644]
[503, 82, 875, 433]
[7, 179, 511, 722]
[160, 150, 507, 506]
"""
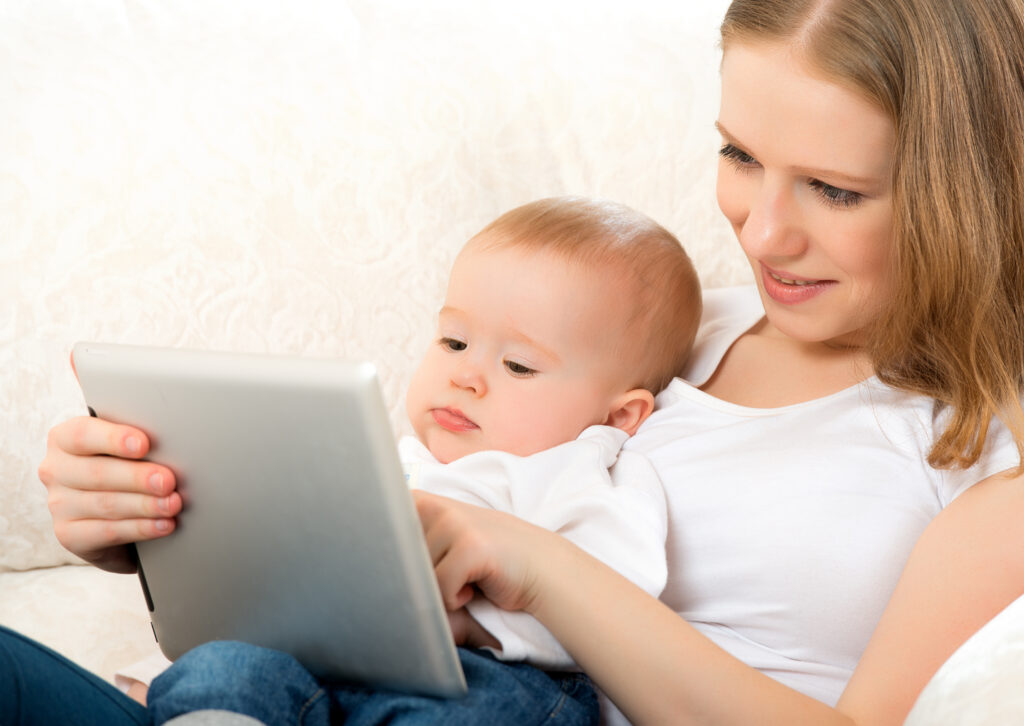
[149, 641, 599, 725]
[0, 625, 148, 726]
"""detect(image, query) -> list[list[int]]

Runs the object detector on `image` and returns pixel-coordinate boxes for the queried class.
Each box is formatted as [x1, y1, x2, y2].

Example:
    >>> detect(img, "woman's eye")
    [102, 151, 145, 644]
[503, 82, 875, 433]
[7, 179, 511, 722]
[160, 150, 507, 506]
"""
[809, 180, 863, 209]
[440, 337, 467, 352]
[718, 143, 758, 168]
[504, 360, 536, 377]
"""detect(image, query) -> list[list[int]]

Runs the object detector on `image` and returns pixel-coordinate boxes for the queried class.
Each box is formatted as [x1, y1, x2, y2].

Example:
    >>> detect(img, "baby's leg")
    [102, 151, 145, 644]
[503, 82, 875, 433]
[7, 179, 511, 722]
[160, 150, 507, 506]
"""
[147, 641, 330, 726]
[332, 647, 599, 726]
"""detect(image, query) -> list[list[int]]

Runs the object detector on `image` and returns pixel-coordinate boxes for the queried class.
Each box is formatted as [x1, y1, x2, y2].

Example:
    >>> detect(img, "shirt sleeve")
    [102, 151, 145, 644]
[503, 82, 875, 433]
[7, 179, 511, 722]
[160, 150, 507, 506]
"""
[937, 411, 1022, 507]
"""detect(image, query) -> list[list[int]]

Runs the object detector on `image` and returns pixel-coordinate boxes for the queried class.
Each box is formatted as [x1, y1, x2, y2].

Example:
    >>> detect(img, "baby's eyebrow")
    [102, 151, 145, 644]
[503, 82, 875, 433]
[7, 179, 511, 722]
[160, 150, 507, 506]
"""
[506, 329, 561, 365]
[438, 305, 468, 322]
[439, 306, 561, 364]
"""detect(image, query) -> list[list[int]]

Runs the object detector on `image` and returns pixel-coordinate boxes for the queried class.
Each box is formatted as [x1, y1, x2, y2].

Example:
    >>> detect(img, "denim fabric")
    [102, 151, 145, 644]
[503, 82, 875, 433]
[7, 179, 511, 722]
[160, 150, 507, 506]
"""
[0, 625, 149, 726]
[331, 647, 598, 726]
[149, 641, 329, 725]
[149, 641, 599, 726]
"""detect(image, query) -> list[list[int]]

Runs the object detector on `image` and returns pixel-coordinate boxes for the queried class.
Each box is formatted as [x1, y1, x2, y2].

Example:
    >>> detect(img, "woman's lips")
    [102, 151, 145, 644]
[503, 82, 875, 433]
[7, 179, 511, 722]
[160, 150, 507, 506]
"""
[431, 408, 479, 432]
[760, 264, 835, 304]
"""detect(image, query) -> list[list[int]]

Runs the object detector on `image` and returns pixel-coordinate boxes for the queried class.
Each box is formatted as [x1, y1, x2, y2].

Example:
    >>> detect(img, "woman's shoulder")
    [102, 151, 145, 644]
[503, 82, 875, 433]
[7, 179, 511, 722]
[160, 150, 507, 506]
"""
[929, 408, 1023, 506]
[680, 284, 764, 387]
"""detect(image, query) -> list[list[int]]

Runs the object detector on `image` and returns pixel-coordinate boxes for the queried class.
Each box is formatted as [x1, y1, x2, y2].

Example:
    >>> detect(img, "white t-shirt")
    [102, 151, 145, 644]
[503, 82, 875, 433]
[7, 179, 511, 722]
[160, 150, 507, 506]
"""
[401, 424, 668, 669]
[624, 285, 1021, 707]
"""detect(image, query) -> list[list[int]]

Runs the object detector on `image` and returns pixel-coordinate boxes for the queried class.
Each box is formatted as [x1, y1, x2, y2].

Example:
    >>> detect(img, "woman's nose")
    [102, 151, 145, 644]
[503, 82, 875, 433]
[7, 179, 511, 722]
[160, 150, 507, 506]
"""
[739, 178, 808, 260]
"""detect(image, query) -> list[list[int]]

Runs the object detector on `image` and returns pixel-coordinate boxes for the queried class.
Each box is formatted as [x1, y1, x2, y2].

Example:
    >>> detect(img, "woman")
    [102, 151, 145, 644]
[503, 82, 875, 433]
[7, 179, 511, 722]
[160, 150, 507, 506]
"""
[13, 0, 1024, 724]
[419, 1, 1024, 723]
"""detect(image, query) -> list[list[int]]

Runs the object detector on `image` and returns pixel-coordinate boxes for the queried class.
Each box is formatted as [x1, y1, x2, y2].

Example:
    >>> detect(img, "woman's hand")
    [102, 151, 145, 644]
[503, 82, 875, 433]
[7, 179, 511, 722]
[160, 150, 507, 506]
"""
[446, 607, 502, 651]
[37, 416, 181, 573]
[413, 490, 565, 618]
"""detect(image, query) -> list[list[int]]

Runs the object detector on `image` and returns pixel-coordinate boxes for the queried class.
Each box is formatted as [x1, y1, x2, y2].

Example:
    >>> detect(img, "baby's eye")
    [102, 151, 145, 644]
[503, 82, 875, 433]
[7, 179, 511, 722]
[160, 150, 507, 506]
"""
[504, 360, 537, 377]
[809, 179, 863, 209]
[440, 337, 467, 352]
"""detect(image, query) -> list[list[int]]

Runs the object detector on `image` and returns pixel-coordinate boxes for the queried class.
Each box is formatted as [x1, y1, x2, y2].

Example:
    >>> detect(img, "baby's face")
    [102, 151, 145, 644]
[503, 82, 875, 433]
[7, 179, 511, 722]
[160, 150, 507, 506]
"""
[406, 243, 632, 463]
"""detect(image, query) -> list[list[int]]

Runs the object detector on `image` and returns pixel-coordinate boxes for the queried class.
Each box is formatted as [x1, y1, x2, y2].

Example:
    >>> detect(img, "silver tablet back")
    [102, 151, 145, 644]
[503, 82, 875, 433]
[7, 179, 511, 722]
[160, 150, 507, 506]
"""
[72, 342, 466, 698]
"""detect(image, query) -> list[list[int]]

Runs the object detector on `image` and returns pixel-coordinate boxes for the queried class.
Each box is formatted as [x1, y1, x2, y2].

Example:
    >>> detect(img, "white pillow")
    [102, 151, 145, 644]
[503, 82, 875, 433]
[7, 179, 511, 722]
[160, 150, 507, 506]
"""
[904, 594, 1024, 725]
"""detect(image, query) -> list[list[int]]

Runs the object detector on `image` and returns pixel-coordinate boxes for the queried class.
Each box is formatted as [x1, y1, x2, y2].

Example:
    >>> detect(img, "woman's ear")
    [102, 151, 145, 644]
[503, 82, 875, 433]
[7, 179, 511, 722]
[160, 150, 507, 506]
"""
[604, 389, 656, 436]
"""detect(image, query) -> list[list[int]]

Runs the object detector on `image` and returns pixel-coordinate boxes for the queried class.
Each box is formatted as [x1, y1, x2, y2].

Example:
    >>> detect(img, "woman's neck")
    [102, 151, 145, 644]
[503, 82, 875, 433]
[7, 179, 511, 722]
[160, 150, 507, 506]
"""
[700, 318, 875, 408]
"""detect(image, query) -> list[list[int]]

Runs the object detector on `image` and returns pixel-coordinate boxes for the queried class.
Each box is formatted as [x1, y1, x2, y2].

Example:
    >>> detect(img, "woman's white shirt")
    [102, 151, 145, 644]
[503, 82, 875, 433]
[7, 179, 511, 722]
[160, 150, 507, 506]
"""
[623, 285, 1020, 707]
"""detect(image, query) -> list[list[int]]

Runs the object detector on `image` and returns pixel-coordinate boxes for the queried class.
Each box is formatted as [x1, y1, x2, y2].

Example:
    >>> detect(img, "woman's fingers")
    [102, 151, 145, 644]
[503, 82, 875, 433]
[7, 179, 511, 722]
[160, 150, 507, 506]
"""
[414, 490, 459, 562]
[38, 415, 181, 571]
[53, 516, 178, 568]
[40, 446, 175, 495]
[447, 608, 501, 650]
[415, 492, 484, 607]
[48, 416, 151, 459]
[48, 485, 182, 553]
[414, 490, 542, 613]
[49, 486, 182, 523]
[434, 552, 487, 610]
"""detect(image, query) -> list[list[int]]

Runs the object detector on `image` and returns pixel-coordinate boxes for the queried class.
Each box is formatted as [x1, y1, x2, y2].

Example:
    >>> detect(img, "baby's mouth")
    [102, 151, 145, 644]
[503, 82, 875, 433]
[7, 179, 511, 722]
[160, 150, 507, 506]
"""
[431, 408, 479, 432]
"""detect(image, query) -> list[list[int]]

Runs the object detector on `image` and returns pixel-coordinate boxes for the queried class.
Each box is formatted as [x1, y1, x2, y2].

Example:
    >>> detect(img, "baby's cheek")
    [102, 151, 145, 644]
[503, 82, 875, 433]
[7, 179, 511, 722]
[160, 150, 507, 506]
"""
[502, 420, 570, 458]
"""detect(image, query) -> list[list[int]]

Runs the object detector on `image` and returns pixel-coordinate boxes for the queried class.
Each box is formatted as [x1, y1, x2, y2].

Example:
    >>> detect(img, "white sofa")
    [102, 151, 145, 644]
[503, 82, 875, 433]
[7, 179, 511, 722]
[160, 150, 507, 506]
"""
[1, 1, 1020, 723]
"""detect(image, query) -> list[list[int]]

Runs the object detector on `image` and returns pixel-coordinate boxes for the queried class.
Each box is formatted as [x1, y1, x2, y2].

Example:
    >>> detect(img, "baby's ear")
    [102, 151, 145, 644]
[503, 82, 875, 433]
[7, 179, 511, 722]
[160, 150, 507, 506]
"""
[604, 389, 655, 436]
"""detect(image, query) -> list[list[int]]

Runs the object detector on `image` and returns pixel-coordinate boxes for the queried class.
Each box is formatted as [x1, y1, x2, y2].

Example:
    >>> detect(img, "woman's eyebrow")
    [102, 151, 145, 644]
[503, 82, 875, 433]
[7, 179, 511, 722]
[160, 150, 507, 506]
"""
[714, 120, 881, 189]
[714, 120, 738, 142]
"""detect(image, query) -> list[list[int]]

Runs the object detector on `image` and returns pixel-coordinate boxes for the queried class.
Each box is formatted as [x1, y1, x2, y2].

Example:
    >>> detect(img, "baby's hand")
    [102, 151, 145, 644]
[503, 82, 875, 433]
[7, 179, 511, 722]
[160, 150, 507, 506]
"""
[38, 415, 181, 573]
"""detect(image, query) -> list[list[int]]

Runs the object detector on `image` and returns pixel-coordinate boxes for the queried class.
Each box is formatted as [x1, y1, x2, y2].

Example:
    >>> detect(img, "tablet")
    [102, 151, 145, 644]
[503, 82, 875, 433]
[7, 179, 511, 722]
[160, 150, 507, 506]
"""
[72, 342, 467, 698]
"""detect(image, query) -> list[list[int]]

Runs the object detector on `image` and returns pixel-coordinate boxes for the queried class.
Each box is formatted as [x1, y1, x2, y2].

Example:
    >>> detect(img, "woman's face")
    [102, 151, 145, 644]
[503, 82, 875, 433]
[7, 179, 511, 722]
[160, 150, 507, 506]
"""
[716, 41, 896, 348]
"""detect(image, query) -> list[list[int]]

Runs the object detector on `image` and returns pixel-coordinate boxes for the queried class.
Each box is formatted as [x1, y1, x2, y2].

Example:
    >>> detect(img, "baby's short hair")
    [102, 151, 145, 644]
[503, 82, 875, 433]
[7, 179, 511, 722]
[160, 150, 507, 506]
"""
[466, 196, 702, 394]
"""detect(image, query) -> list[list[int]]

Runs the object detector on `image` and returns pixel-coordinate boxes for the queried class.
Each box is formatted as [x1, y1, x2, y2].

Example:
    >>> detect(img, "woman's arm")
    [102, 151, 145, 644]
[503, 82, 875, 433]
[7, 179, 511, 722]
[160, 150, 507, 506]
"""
[415, 467, 1024, 725]
[37, 415, 181, 572]
[838, 468, 1024, 724]
[416, 491, 847, 725]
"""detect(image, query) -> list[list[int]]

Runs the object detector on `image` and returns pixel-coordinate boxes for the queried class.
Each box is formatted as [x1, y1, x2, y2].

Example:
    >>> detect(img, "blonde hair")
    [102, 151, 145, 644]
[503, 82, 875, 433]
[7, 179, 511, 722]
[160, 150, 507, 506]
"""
[466, 196, 702, 394]
[722, 0, 1024, 471]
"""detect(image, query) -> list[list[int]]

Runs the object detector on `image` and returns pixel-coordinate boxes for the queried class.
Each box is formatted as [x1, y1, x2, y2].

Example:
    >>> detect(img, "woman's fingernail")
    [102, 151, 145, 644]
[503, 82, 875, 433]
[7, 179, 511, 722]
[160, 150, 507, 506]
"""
[148, 473, 163, 493]
[125, 436, 141, 454]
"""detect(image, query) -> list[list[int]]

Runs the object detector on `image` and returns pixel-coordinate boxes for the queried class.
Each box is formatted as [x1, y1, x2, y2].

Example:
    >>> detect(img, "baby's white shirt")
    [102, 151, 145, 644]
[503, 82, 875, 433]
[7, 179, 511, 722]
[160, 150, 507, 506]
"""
[400, 424, 668, 669]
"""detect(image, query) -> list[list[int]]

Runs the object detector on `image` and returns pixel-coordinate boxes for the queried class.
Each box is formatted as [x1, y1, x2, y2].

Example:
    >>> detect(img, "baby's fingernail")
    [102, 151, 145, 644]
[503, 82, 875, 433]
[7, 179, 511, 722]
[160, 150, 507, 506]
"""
[154, 519, 171, 532]
[148, 473, 163, 493]
[125, 436, 141, 454]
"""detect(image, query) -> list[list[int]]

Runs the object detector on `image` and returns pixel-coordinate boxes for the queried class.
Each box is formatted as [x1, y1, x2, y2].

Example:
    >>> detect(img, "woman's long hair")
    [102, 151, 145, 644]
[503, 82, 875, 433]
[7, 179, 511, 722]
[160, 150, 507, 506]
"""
[721, 0, 1024, 470]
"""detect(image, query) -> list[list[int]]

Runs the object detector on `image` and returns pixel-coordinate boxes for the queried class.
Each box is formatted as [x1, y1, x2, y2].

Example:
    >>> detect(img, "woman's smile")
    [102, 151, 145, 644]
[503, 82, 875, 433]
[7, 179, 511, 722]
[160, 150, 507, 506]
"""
[760, 264, 836, 304]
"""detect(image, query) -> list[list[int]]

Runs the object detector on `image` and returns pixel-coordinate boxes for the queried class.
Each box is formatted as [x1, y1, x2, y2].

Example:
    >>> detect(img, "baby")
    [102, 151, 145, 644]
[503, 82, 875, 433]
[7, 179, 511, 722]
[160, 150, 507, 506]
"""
[146, 196, 703, 726]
